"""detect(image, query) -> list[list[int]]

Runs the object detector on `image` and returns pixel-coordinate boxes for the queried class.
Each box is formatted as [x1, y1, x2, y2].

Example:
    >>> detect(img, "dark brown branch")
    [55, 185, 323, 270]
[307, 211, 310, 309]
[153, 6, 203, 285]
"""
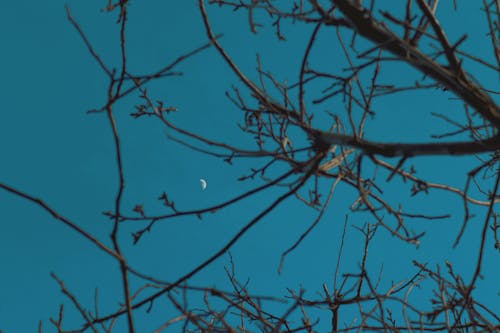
[329, 1, 500, 128]
[313, 129, 500, 157]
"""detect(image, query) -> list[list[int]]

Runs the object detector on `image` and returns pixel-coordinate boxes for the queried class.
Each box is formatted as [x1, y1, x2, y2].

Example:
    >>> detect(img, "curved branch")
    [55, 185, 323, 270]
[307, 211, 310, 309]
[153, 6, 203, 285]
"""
[90, 155, 324, 326]
[329, 1, 500, 128]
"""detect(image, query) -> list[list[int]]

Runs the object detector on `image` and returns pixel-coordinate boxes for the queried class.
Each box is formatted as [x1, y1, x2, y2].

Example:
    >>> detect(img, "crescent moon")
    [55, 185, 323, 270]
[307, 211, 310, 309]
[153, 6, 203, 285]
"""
[200, 179, 207, 190]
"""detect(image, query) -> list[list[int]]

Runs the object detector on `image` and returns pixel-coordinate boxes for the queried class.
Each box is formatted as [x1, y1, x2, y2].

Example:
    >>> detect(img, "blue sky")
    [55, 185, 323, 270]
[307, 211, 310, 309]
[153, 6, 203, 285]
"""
[1, 1, 499, 332]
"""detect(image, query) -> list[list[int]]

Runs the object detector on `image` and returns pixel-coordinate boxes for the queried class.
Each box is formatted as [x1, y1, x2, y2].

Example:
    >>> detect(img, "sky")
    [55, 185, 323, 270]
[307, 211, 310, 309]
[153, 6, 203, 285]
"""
[1, 1, 499, 332]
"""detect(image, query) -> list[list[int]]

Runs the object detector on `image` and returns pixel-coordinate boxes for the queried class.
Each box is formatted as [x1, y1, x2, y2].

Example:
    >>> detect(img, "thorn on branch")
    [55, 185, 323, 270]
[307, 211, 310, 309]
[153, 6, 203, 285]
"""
[411, 180, 429, 196]
[158, 192, 177, 212]
[133, 204, 145, 217]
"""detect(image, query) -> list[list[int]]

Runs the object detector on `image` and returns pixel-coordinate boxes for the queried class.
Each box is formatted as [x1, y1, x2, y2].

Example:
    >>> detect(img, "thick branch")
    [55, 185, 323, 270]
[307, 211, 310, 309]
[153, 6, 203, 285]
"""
[329, 1, 500, 128]
[313, 130, 500, 157]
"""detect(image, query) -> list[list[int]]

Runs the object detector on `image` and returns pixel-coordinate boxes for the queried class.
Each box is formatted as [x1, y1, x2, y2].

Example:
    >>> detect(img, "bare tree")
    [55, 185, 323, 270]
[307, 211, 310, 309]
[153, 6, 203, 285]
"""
[2, 0, 500, 332]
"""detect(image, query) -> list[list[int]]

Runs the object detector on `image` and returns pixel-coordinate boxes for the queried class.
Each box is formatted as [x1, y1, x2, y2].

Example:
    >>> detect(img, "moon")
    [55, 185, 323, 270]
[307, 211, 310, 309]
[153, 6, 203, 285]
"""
[200, 179, 207, 190]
